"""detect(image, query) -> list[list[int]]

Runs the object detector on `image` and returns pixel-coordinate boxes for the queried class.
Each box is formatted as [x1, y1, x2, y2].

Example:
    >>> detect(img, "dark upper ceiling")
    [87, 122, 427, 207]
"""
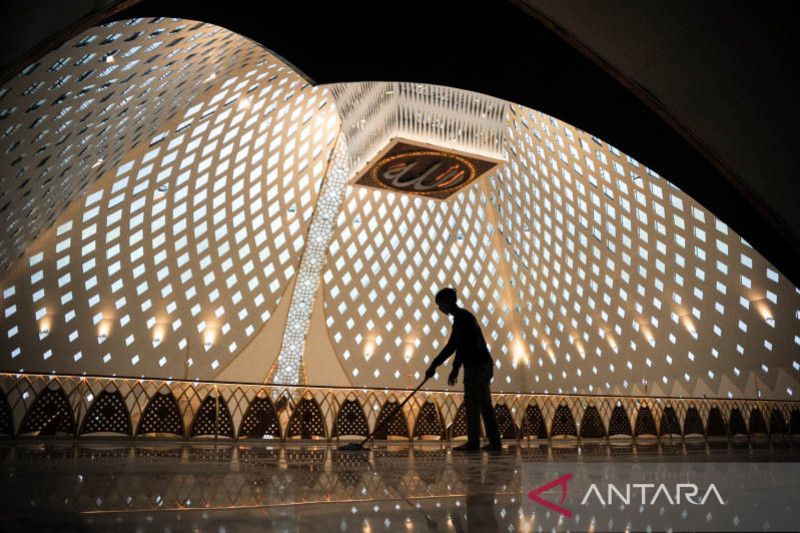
[2, 0, 799, 286]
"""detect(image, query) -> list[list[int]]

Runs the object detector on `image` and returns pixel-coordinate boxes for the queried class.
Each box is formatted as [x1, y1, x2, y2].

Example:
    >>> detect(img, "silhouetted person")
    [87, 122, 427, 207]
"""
[425, 287, 502, 451]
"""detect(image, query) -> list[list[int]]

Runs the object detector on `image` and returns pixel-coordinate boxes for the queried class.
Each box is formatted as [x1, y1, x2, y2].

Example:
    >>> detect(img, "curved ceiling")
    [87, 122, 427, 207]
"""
[0, 18, 797, 400]
[104, 0, 800, 290]
[3, 2, 799, 286]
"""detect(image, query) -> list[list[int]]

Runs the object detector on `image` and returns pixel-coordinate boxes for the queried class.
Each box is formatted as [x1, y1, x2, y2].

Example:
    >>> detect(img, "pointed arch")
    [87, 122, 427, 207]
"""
[286, 397, 327, 439]
[683, 406, 705, 437]
[768, 408, 787, 436]
[493, 403, 518, 439]
[521, 403, 548, 439]
[0, 389, 14, 436]
[190, 393, 235, 438]
[633, 406, 657, 437]
[19, 385, 75, 436]
[580, 405, 606, 438]
[238, 395, 282, 439]
[608, 404, 633, 437]
[413, 400, 445, 439]
[136, 391, 184, 437]
[748, 407, 768, 436]
[728, 407, 747, 436]
[706, 406, 727, 437]
[448, 402, 470, 440]
[334, 398, 369, 438]
[80, 389, 132, 436]
[659, 405, 682, 436]
[373, 398, 409, 439]
[550, 404, 577, 437]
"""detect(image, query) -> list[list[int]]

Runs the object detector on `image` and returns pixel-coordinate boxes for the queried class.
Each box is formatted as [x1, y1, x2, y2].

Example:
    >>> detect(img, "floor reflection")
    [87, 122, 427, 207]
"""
[0, 439, 796, 531]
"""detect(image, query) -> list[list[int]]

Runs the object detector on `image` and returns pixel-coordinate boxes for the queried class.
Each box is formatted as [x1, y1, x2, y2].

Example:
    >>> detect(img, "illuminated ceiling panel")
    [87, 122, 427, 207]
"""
[0, 19, 339, 378]
[322, 95, 800, 398]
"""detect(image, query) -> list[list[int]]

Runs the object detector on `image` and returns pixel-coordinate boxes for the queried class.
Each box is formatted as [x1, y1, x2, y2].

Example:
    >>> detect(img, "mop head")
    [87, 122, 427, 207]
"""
[337, 442, 369, 451]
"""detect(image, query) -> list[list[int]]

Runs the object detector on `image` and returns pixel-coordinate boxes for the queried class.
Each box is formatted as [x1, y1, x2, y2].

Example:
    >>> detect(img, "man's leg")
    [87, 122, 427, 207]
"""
[479, 364, 502, 447]
[461, 366, 482, 449]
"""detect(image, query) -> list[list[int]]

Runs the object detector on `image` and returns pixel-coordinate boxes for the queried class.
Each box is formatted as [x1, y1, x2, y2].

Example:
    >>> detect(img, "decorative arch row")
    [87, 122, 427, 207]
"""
[1, 375, 798, 440]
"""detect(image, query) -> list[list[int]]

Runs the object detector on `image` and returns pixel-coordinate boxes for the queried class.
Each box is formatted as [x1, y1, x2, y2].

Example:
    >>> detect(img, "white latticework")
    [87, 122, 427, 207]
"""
[273, 135, 351, 385]
[0, 19, 798, 399]
[328, 82, 507, 177]
[0, 19, 339, 378]
[321, 100, 800, 398]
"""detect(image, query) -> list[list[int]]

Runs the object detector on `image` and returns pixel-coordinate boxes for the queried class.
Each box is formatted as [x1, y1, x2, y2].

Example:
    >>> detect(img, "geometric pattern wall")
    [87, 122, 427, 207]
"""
[0, 19, 339, 378]
[1, 19, 798, 399]
[323, 102, 800, 399]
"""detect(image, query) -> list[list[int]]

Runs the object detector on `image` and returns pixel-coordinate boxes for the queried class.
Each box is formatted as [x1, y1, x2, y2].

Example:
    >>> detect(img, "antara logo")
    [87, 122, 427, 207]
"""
[527, 473, 726, 518]
[581, 482, 726, 506]
[527, 473, 573, 518]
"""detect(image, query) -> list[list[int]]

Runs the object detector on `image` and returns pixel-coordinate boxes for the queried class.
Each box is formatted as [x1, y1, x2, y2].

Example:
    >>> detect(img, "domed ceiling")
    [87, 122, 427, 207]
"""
[0, 18, 798, 399]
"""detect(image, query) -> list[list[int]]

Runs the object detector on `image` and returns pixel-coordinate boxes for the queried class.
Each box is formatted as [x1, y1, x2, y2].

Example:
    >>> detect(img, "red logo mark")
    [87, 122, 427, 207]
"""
[527, 472, 573, 518]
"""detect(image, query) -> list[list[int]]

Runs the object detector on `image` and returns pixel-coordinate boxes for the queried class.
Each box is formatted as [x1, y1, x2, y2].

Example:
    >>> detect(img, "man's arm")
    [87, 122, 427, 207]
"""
[425, 322, 459, 379]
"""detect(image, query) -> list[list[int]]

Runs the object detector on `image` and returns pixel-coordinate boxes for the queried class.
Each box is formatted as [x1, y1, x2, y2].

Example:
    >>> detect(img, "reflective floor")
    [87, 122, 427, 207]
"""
[0, 438, 798, 532]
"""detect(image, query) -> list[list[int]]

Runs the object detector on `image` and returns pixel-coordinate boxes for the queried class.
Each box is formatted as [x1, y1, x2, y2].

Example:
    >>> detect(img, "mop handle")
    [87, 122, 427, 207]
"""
[357, 376, 430, 446]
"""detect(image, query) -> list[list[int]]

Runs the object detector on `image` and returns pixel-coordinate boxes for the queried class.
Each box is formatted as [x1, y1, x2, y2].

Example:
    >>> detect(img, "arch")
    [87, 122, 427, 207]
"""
[493, 403, 518, 439]
[286, 397, 327, 439]
[683, 406, 705, 437]
[633, 406, 658, 437]
[334, 398, 369, 438]
[706, 406, 727, 437]
[190, 393, 235, 438]
[790, 409, 800, 435]
[372, 399, 409, 439]
[579, 405, 606, 438]
[658, 405, 682, 436]
[748, 407, 768, 436]
[448, 402, 470, 440]
[520, 403, 548, 439]
[413, 400, 445, 439]
[0, 389, 14, 436]
[238, 395, 282, 439]
[608, 404, 633, 437]
[768, 408, 788, 436]
[19, 385, 75, 436]
[80, 389, 132, 436]
[136, 391, 184, 437]
[728, 407, 747, 436]
[550, 404, 577, 438]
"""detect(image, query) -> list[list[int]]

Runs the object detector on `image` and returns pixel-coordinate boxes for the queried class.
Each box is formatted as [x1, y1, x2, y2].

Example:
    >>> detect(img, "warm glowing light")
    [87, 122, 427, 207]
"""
[153, 323, 167, 347]
[403, 342, 415, 363]
[97, 318, 112, 343]
[203, 72, 216, 83]
[607, 336, 619, 352]
[38, 317, 51, 339]
[105, 55, 115, 63]
[512, 338, 529, 366]
[91, 158, 103, 168]
[237, 96, 252, 111]
[363, 340, 375, 361]
[754, 301, 775, 327]
[680, 315, 697, 336]
[203, 327, 217, 350]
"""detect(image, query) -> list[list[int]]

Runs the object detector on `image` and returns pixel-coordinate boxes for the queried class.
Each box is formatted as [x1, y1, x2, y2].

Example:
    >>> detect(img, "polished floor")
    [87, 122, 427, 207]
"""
[0, 438, 797, 532]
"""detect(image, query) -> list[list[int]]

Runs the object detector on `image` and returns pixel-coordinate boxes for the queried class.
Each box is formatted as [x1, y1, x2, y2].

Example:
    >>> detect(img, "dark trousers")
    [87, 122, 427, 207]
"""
[463, 362, 501, 446]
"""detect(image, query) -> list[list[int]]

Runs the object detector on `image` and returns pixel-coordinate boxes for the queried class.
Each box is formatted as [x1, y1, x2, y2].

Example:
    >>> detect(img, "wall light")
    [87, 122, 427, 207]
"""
[97, 317, 113, 343]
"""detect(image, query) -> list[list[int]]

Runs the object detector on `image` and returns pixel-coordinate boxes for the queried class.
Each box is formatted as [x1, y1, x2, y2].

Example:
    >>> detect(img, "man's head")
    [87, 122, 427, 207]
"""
[435, 287, 458, 314]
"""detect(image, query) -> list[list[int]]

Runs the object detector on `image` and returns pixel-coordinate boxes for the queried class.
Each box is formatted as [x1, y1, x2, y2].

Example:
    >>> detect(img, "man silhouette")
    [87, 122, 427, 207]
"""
[425, 287, 502, 451]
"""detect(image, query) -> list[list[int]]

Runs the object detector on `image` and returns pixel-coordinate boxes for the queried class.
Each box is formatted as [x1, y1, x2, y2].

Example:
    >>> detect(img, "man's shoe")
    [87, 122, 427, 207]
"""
[481, 442, 502, 452]
[452, 442, 480, 452]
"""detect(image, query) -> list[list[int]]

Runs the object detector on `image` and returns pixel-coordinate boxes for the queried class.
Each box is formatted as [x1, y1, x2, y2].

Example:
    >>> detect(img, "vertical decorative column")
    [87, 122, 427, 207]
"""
[272, 136, 351, 384]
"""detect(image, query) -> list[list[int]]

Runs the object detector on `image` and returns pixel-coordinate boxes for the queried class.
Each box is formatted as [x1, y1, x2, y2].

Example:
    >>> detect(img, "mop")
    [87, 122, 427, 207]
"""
[337, 376, 429, 451]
